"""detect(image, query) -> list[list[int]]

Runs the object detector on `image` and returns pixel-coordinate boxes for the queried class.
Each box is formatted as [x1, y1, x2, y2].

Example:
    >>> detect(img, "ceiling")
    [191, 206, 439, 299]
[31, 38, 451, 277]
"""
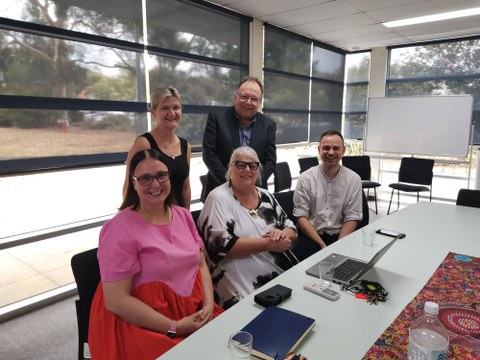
[208, 0, 480, 52]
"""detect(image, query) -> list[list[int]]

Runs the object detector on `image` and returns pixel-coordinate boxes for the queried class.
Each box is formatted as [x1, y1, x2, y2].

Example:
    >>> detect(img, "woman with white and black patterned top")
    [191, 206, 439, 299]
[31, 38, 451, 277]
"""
[198, 146, 298, 309]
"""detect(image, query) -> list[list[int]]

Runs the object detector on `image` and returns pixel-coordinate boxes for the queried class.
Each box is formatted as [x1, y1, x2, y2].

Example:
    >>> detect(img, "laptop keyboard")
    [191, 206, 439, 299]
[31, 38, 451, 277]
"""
[334, 258, 366, 282]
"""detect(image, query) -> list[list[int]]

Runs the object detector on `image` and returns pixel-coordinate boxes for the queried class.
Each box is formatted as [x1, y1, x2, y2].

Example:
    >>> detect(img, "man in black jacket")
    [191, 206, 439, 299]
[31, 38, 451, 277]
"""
[201, 76, 277, 202]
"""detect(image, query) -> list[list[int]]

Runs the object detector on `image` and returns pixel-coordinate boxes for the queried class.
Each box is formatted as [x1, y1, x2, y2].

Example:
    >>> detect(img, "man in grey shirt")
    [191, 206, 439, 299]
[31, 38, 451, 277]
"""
[293, 130, 362, 260]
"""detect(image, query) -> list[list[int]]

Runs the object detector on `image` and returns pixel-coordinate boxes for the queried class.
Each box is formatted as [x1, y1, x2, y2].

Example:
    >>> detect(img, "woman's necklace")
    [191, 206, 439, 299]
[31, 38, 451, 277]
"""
[165, 142, 176, 159]
[235, 189, 260, 219]
[157, 134, 177, 159]
[248, 208, 259, 219]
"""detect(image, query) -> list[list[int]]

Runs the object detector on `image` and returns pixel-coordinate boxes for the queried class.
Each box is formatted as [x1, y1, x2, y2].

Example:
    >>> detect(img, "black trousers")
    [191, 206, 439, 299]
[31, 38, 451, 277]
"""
[291, 231, 339, 262]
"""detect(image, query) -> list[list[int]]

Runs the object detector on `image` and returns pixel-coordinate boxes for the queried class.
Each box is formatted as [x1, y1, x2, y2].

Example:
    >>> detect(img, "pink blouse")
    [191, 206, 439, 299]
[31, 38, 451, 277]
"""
[98, 206, 203, 297]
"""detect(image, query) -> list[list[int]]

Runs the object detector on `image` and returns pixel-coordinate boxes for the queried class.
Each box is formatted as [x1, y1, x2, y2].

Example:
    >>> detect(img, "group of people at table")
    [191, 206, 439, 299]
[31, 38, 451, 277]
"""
[87, 77, 364, 359]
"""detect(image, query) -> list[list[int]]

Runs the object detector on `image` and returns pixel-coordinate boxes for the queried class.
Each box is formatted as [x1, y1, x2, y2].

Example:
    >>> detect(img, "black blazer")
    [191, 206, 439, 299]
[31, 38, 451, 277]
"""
[201, 107, 276, 201]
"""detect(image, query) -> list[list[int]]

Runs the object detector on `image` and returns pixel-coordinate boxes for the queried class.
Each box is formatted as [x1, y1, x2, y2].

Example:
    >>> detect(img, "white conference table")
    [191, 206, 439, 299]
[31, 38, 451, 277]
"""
[159, 202, 480, 359]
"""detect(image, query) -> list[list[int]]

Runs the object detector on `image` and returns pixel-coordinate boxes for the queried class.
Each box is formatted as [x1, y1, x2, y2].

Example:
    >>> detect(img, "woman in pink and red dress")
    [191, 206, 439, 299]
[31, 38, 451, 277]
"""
[89, 149, 223, 359]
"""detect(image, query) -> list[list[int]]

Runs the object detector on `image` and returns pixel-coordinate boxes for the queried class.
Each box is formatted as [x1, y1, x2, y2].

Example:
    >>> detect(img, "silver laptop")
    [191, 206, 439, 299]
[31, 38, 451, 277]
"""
[305, 238, 398, 286]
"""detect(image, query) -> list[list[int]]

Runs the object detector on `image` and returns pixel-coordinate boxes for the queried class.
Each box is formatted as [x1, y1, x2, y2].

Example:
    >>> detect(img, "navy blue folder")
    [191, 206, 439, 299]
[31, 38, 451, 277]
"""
[241, 306, 315, 360]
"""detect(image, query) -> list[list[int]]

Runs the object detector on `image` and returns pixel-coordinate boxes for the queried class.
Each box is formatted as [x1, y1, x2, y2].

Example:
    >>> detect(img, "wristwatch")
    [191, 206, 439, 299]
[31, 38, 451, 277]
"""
[166, 320, 177, 339]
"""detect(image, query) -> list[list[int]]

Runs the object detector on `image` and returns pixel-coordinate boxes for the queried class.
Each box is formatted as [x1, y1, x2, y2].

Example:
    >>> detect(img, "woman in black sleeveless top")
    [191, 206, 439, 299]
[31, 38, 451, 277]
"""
[123, 86, 191, 208]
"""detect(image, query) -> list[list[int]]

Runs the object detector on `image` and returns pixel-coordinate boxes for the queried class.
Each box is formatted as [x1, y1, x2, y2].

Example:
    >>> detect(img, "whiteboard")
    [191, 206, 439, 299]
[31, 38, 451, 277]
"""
[365, 95, 473, 157]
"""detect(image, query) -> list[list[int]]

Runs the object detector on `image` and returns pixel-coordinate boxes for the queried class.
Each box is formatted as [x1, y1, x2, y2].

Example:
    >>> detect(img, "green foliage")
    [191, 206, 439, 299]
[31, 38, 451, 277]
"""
[345, 84, 368, 112]
[88, 72, 137, 101]
[68, 110, 85, 124]
[8, 109, 58, 129]
[264, 31, 310, 75]
[85, 113, 133, 131]
[346, 54, 370, 83]
[391, 40, 480, 79]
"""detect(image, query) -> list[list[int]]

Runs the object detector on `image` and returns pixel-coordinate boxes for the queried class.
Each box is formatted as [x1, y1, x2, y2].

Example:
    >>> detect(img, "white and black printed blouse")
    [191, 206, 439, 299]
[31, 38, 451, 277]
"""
[197, 182, 298, 309]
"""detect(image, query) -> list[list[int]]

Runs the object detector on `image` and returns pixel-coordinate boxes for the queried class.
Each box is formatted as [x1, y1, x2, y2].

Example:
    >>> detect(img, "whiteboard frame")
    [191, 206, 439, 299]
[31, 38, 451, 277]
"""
[365, 95, 473, 157]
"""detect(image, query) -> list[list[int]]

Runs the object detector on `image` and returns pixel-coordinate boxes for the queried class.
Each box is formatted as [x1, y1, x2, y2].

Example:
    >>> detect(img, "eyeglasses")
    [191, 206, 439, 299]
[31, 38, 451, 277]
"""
[132, 171, 170, 186]
[237, 92, 261, 105]
[232, 160, 260, 170]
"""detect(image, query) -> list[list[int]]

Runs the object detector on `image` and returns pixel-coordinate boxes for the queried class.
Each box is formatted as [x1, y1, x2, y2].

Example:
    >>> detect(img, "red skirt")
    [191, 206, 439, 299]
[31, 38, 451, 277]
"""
[88, 270, 223, 360]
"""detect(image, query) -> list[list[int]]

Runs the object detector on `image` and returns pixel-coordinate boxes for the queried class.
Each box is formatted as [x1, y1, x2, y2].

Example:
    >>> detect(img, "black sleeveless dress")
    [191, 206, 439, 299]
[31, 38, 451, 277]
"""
[141, 133, 189, 207]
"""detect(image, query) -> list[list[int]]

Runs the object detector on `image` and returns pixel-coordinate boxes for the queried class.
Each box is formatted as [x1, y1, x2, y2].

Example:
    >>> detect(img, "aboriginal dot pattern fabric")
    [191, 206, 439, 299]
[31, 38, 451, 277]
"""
[363, 252, 480, 359]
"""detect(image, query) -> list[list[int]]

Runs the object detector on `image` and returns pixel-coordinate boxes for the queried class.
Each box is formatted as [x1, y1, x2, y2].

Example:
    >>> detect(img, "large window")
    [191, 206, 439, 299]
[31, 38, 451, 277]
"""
[388, 38, 480, 144]
[344, 52, 371, 140]
[0, 0, 250, 174]
[263, 25, 346, 144]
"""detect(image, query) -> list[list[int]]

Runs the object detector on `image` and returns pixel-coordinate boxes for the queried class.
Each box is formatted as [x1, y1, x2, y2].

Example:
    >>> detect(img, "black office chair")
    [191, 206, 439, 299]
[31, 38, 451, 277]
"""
[387, 157, 434, 215]
[456, 188, 480, 208]
[274, 161, 292, 193]
[273, 190, 295, 223]
[71, 248, 101, 360]
[200, 175, 207, 187]
[342, 155, 381, 214]
[356, 190, 369, 230]
[298, 157, 319, 173]
[273, 190, 311, 262]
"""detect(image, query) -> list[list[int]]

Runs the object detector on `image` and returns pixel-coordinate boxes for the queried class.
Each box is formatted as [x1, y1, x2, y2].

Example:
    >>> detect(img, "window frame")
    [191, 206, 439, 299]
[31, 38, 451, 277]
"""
[386, 37, 480, 145]
[0, 1, 251, 175]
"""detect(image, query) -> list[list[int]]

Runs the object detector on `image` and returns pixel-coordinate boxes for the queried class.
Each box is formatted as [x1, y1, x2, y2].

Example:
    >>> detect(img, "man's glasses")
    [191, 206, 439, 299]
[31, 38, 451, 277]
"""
[237, 92, 261, 105]
[132, 171, 170, 186]
[232, 161, 260, 170]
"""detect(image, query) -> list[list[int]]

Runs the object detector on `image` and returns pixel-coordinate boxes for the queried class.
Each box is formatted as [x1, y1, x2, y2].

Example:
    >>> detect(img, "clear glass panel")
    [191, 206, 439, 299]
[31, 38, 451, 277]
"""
[263, 75, 310, 110]
[0, 110, 140, 160]
[346, 52, 370, 83]
[390, 39, 480, 79]
[388, 80, 451, 97]
[312, 46, 345, 81]
[444, 79, 480, 108]
[264, 30, 310, 76]
[266, 112, 309, 144]
[147, 55, 241, 106]
[344, 114, 366, 140]
[310, 113, 341, 142]
[472, 111, 480, 145]
[0, 0, 143, 42]
[0, 30, 145, 100]
[172, 113, 207, 149]
[146, 0, 242, 62]
[345, 84, 368, 112]
[311, 81, 343, 112]
[266, 111, 341, 144]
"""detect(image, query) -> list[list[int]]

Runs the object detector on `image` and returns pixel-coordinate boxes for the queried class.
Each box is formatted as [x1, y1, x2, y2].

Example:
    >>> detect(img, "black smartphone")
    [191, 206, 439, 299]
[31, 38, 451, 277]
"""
[376, 228, 406, 239]
[254, 284, 292, 307]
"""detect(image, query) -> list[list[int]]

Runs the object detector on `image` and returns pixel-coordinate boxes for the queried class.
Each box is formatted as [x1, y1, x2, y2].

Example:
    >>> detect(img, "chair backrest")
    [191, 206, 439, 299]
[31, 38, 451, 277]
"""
[274, 161, 292, 192]
[273, 190, 295, 223]
[456, 188, 480, 208]
[342, 155, 371, 181]
[298, 157, 319, 173]
[191, 209, 201, 224]
[398, 157, 434, 186]
[71, 248, 100, 359]
[356, 190, 369, 230]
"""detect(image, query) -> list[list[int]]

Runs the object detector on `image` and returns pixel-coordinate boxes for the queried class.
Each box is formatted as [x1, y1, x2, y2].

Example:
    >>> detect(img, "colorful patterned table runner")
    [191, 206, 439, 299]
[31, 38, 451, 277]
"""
[363, 252, 480, 360]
